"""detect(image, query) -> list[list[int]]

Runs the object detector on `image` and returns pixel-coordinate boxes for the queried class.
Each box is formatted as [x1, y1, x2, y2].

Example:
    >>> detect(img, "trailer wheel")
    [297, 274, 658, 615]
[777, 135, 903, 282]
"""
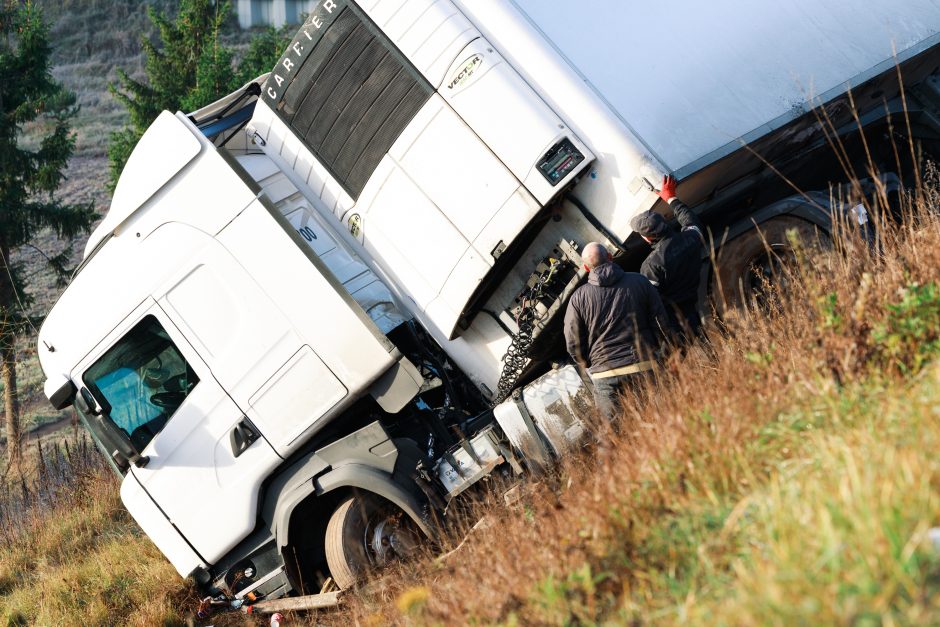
[712, 216, 827, 312]
[324, 493, 420, 589]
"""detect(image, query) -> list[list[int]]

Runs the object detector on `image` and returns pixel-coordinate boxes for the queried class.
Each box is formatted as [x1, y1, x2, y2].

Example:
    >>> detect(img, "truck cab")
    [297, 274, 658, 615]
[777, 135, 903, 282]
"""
[38, 108, 430, 587]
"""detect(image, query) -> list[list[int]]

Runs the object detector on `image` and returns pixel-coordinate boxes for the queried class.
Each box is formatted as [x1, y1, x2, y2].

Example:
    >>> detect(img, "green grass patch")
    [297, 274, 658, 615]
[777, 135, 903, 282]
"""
[0, 469, 193, 626]
[521, 369, 940, 625]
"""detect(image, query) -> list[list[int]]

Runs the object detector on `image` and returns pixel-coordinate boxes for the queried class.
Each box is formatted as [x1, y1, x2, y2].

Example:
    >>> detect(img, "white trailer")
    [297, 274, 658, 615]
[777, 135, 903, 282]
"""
[39, 0, 940, 603]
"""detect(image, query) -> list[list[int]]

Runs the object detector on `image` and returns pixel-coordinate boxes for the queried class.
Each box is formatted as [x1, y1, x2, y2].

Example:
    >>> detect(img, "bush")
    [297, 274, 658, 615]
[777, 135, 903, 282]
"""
[872, 282, 940, 374]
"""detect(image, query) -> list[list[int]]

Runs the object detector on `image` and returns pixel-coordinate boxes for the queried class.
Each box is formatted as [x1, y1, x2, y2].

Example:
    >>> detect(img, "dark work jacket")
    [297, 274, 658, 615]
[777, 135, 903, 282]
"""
[564, 262, 668, 374]
[639, 200, 705, 330]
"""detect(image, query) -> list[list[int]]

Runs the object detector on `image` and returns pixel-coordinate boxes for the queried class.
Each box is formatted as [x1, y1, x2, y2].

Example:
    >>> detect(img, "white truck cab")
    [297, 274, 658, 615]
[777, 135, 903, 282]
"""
[40, 110, 422, 573]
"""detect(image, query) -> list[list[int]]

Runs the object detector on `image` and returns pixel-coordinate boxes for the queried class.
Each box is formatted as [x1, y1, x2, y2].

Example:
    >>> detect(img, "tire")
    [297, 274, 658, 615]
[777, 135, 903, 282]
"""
[324, 493, 420, 590]
[712, 216, 827, 313]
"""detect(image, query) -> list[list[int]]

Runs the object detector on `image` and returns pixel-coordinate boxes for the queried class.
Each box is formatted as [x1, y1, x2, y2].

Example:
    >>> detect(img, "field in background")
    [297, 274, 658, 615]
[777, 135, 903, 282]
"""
[38, 0, 255, 158]
[41, 0, 167, 158]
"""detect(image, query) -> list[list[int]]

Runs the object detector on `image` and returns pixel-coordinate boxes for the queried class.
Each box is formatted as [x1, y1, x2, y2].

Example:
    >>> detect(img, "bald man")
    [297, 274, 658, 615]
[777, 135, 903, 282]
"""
[563, 242, 669, 419]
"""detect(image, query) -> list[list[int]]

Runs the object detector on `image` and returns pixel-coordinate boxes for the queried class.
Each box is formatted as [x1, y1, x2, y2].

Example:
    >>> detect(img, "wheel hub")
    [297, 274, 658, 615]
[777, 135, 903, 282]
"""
[368, 514, 420, 566]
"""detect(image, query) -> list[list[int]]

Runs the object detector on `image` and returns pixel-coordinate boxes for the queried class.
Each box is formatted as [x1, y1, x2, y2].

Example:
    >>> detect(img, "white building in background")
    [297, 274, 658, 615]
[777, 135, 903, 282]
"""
[236, 0, 317, 28]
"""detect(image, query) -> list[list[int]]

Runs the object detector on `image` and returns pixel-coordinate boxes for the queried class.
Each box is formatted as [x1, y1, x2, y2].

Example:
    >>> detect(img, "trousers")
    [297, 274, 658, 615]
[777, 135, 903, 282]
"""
[591, 371, 651, 420]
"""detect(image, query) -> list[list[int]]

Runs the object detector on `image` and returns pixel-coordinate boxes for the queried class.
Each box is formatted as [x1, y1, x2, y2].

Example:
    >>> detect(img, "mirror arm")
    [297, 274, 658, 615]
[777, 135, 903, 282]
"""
[96, 413, 148, 469]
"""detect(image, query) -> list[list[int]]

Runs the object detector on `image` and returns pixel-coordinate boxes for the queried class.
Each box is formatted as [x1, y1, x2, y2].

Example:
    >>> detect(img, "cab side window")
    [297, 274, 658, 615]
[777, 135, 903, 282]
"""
[83, 316, 198, 451]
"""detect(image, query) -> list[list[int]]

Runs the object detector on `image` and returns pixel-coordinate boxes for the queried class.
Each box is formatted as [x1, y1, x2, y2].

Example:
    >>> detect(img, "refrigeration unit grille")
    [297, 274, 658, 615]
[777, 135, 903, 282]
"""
[264, 3, 433, 199]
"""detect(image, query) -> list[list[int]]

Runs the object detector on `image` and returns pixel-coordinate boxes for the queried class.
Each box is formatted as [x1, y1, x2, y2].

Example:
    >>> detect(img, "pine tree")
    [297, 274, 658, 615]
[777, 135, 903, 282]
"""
[0, 0, 95, 470]
[108, 3, 290, 191]
[235, 25, 291, 85]
[107, 0, 234, 190]
[180, 32, 237, 112]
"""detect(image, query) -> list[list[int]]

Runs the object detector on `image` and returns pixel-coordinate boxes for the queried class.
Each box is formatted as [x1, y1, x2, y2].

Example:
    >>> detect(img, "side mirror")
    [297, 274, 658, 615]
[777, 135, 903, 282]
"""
[44, 375, 76, 410]
[76, 386, 109, 417]
[75, 387, 95, 415]
[75, 386, 146, 468]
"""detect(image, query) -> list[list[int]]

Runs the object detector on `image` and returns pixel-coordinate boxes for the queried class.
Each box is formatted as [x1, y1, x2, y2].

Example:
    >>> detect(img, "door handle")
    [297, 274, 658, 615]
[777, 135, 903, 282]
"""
[230, 418, 260, 458]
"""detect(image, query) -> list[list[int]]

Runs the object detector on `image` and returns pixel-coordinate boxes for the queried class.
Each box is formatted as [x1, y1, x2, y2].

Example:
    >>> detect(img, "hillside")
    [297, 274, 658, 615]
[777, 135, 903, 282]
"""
[40, 0, 168, 159]
[38, 0, 253, 159]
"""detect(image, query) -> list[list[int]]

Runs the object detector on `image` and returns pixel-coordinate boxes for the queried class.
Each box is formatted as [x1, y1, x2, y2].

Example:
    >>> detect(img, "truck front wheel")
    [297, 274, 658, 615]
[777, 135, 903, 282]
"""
[712, 215, 827, 312]
[324, 493, 421, 589]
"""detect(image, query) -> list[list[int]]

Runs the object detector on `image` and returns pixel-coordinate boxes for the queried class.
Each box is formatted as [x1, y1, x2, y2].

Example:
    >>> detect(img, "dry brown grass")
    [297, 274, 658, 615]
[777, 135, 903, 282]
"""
[313, 183, 940, 625]
[0, 437, 199, 626]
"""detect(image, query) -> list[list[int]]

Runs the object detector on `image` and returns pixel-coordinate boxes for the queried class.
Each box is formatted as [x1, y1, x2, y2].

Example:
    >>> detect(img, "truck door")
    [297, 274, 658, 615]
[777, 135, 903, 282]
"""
[79, 302, 283, 565]
[155, 216, 354, 457]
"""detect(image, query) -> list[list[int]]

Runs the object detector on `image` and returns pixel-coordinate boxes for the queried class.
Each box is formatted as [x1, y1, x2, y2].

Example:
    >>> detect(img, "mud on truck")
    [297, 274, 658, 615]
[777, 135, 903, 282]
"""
[37, 0, 940, 603]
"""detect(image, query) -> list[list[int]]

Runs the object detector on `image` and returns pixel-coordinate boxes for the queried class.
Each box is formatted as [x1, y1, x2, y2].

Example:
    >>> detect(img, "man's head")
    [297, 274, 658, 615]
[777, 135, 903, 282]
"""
[582, 242, 611, 272]
[630, 210, 669, 243]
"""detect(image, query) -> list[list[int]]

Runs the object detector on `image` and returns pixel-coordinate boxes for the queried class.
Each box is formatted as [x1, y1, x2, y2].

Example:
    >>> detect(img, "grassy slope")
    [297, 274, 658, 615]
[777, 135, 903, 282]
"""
[338, 199, 940, 626]
[0, 458, 193, 626]
[36, 0, 172, 158]
[38, 0, 248, 158]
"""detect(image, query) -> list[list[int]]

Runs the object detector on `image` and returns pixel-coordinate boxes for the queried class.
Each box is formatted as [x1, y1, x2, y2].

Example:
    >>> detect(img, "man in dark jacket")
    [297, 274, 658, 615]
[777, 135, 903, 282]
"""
[564, 242, 669, 419]
[630, 175, 705, 337]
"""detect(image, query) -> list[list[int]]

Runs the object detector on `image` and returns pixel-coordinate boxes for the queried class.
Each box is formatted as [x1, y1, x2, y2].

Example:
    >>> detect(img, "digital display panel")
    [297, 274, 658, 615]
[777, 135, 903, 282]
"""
[537, 138, 585, 185]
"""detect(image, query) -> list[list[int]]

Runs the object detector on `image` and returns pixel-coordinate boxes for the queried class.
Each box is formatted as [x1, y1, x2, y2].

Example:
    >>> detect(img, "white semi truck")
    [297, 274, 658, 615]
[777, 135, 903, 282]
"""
[38, 0, 940, 602]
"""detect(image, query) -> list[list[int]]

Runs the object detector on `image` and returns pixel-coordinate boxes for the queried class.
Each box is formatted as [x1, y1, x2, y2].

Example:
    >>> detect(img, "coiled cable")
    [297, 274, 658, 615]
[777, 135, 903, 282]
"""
[491, 260, 561, 406]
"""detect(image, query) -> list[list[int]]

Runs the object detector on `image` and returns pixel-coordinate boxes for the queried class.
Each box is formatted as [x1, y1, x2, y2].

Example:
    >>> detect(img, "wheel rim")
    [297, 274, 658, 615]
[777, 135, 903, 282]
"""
[364, 509, 420, 567]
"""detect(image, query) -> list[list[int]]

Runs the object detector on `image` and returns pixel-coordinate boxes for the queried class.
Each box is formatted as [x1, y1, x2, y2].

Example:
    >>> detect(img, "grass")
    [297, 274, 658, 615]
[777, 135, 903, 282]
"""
[516, 376, 940, 626]
[327, 186, 940, 625]
[0, 437, 196, 626]
[0, 482, 187, 626]
[31, 0, 168, 158]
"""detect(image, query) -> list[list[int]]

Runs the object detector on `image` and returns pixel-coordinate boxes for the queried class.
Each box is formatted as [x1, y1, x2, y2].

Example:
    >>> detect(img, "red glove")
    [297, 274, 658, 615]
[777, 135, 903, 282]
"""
[657, 175, 677, 203]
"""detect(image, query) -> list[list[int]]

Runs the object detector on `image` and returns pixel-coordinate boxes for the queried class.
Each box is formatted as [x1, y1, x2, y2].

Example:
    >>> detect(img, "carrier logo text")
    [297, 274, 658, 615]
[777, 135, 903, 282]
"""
[265, 0, 343, 101]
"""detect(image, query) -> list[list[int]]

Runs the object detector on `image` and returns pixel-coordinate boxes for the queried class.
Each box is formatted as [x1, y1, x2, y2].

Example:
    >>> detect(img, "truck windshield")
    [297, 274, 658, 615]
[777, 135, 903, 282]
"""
[83, 316, 198, 451]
